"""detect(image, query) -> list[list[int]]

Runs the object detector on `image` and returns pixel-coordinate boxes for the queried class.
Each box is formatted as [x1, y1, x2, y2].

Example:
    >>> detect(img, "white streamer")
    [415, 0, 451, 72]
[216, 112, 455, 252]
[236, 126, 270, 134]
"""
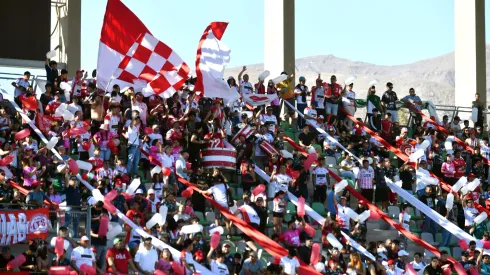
[5, 95, 214, 275]
[254, 164, 376, 261]
[386, 177, 476, 244]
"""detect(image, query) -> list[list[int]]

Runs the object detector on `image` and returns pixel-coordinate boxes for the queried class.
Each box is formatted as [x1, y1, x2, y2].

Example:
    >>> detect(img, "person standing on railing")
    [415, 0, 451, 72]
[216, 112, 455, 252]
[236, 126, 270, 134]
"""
[381, 82, 398, 123]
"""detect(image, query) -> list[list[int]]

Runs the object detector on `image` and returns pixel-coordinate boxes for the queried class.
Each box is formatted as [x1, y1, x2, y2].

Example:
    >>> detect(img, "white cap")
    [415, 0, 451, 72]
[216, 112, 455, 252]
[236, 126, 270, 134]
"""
[398, 250, 409, 257]
[148, 189, 155, 195]
[136, 189, 144, 194]
[81, 236, 89, 242]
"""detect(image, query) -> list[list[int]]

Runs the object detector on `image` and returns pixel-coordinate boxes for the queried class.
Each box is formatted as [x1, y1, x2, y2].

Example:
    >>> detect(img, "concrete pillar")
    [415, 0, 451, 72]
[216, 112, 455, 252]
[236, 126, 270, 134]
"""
[66, 0, 81, 77]
[264, 0, 295, 79]
[454, 0, 486, 108]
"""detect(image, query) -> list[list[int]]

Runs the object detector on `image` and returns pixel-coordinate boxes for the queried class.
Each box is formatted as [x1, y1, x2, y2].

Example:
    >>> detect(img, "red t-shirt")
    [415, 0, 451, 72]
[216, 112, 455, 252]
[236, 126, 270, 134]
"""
[106, 247, 131, 273]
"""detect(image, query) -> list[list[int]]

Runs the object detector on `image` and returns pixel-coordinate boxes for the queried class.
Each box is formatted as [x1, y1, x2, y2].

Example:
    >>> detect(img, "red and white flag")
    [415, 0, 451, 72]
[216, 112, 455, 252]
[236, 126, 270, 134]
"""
[97, 0, 189, 97]
[114, 33, 190, 98]
[242, 93, 278, 107]
[194, 22, 240, 105]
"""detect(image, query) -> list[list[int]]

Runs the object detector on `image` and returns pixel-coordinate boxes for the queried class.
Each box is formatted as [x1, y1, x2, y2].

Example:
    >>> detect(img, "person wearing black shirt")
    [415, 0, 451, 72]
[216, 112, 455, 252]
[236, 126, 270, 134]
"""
[399, 164, 414, 199]
[420, 186, 437, 238]
[45, 58, 59, 85]
[368, 108, 382, 133]
[91, 202, 108, 271]
[0, 247, 14, 271]
[381, 82, 399, 123]
[190, 166, 208, 214]
[423, 257, 443, 275]
[40, 84, 54, 111]
[298, 236, 313, 264]
[0, 179, 13, 208]
[437, 191, 452, 248]
[21, 244, 38, 271]
[374, 159, 389, 211]
[251, 196, 268, 233]
[298, 125, 315, 149]
[63, 173, 82, 238]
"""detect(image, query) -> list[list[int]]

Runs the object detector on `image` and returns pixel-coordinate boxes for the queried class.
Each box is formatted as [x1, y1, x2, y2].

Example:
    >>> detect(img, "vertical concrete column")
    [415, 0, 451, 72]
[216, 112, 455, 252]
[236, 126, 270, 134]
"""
[67, 0, 81, 77]
[264, 0, 295, 79]
[454, 0, 486, 108]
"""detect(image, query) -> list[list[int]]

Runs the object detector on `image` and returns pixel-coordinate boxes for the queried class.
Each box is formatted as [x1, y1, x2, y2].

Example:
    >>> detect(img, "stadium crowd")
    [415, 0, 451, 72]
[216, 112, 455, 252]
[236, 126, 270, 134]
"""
[0, 58, 490, 275]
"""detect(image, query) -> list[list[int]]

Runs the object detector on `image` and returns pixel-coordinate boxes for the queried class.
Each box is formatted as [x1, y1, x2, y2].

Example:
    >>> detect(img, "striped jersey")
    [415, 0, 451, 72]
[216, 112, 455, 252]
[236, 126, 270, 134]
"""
[357, 166, 375, 189]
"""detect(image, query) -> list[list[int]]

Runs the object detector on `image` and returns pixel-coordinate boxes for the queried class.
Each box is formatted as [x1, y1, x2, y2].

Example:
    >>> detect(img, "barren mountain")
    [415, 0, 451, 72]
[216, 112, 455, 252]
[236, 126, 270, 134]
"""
[226, 46, 490, 108]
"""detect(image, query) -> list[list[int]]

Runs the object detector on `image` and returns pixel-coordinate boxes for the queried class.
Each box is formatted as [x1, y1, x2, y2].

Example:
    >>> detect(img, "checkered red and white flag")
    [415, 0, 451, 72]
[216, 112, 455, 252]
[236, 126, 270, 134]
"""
[113, 33, 190, 98]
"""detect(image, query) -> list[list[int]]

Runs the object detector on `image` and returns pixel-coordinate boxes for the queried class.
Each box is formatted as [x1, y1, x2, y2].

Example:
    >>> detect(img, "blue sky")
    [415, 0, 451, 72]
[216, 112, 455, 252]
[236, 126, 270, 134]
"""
[1, 0, 488, 77]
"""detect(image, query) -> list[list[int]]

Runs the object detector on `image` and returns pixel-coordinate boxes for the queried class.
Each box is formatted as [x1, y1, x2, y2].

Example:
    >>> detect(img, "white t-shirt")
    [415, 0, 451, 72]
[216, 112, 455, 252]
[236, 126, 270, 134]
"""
[312, 166, 329, 186]
[280, 256, 300, 275]
[304, 107, 317, 119]
[312, 87, 325, 108]
[342, 90, 356, 107]
[240, 81, 253, 95]
[272, 174, 292, 194]
[294, 86, 309, 104]
[211, 260, 230, 275]
[181, 251, 195, 275]
[50, 237, 73, 259]
[260, 114, 277, 132]
[162, 153, 174, 170]
[399, 212, 411, 230]
[132, 100, 148, 124]
[71, 246, 95, 269]
[134, 246, 159, 272]
[148, 133, 163, 144]
[337, 204, 352, 230]
[209, 184, 228, 207]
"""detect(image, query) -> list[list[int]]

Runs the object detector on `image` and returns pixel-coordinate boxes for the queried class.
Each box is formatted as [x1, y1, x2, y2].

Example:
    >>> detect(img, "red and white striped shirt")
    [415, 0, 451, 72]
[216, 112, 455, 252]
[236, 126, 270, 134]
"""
[357, 166, 375, 189]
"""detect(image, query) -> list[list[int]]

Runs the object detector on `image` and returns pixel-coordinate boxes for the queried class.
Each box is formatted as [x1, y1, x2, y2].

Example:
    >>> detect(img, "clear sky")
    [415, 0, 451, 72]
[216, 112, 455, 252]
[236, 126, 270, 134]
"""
[2, 0, 489, 77]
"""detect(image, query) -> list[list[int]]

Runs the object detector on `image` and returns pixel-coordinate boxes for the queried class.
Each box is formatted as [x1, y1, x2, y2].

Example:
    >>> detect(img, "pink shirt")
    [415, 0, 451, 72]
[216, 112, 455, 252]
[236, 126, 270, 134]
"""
[284, 228, 301, 246]
[93, 131, 114, 150]
[23, 166, 36, 187]
[441, 162, 455, 178]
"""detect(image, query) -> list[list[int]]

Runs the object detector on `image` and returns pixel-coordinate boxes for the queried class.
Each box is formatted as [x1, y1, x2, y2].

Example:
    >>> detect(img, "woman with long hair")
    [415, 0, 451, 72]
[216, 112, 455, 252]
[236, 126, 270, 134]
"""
[441, 154, 457, 185]
[36, 243, 50, 272]
[347, 252, 366, 275]
[188, 123, 208, 169]
[272, 190, 286, 234]
[156, 248, 173, 274]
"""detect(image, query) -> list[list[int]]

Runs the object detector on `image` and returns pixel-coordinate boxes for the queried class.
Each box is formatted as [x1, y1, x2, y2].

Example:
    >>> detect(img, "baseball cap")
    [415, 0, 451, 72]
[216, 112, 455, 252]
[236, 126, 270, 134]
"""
[81, 236, 89, 242]
[222, 243, 231, 248]
[401, 127, 408, 133]
[135, 189, 144, 195]
[398, 250, 409, 257]
[249, 251, 258, 258]
[194, 250, 204, 260]
[387, 259, 395, 265]
[148, 189, 155, 195]
[113, 238, 123, 245]
[318, 115, 324, 119]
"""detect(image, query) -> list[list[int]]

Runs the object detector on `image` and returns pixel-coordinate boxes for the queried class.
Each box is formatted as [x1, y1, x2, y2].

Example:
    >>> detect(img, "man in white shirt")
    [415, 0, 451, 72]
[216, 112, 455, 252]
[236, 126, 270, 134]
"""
[294, 76, 309, 129]
[135, 237, 159, 274]
[342, 82, 356, 129]
[280, 248, 300, 275]
[175, 150, 192, 181]
[207, 250, 230, 275]
[70, 236, 96, 273]
[104, 105, 122, 136]
[238, 66, 253, 95]
[131, 91, 148, 126]
[11, 71, 31, 97]
[123, 118, 141, 176]
[148, 124, 163, 144]
[260, 106, 278, 133]
[205, 177, 232, 237]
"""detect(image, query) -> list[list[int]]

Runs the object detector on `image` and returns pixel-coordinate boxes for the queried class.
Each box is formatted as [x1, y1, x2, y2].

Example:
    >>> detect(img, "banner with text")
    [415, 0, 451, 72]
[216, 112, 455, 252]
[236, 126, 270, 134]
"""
[0, 208, 50, 246]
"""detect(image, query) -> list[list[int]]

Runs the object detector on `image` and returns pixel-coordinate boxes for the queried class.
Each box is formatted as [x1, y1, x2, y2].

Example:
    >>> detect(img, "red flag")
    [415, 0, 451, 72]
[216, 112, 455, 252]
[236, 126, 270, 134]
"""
[114, 33, 190, 98]
[97, 0, 150, 91]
